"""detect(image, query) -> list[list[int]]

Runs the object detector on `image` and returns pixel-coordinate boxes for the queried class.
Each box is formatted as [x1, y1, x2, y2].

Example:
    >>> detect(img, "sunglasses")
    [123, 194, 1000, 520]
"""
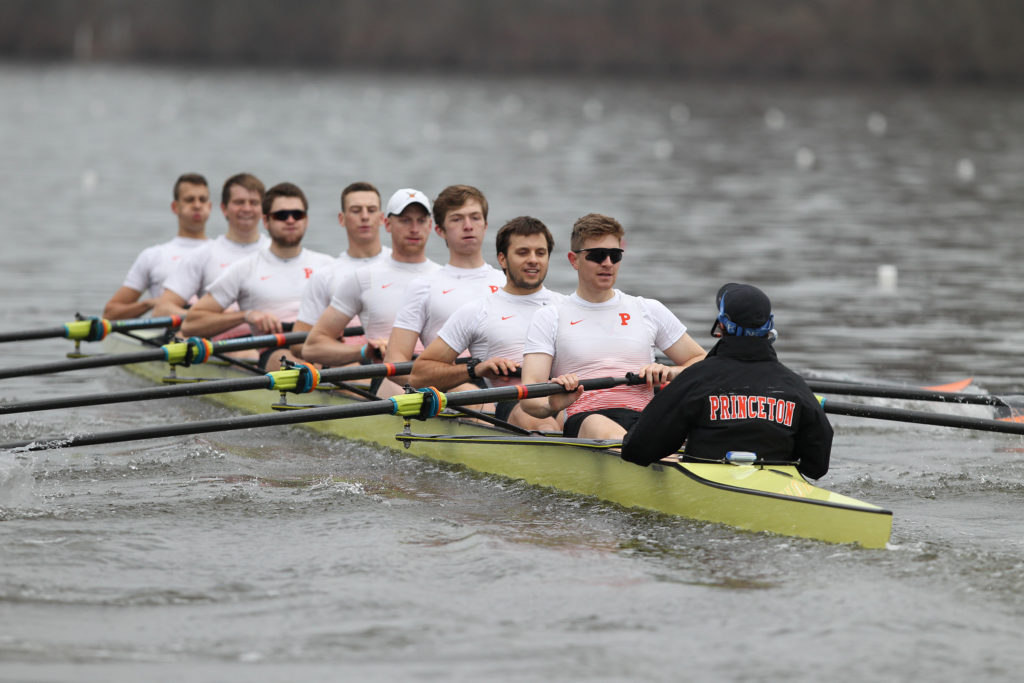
[575, 247, 624, 264]
[269, 209, 307, 221]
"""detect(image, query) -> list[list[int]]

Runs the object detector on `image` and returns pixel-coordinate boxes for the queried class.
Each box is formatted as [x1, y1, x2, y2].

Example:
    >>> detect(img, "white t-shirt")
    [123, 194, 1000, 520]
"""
[121, 236, 208, 297]
[163, 234, 270, 301]
[523, 290, 686, 416]
[329, 257, 442, 340]
[205, 246, 334, 322]
[391, 263, 506, 346]
[296, 247, 392, 326]
[438, 287, 564, 385]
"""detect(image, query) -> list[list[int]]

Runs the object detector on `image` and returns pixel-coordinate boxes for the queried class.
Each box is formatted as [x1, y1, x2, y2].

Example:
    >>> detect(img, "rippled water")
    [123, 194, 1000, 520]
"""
[2, 64, 1024, 681]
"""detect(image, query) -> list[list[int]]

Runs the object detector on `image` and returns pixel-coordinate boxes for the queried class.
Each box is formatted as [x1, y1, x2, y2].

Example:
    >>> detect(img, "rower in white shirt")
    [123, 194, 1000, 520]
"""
[292, 181, 392, 356]
[384, 185, 505, 392]
[180, 182, 333, 369]
[302, 188, 441, 384]
[520, 213, 707, 440]
[102, 173, 212, 320]
[410, 216, 563, 430]
[153, 173, 270, 340]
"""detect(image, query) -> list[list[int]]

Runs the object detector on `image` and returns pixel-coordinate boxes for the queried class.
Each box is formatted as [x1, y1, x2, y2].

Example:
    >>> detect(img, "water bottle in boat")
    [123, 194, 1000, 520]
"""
[725, 451, 757, 464]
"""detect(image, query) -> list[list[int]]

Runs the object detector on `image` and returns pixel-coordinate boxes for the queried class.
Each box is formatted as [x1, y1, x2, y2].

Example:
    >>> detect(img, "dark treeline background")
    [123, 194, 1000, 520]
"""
[2, 0, 1023, 83]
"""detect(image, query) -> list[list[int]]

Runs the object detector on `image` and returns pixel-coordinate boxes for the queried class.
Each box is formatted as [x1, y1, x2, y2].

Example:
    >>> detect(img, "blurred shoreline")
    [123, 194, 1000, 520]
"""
[2, 0, 1023, 84]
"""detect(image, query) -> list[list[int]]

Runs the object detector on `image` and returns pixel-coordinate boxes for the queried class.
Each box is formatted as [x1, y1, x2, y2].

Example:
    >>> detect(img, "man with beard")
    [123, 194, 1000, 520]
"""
[180, 182, 333, 368]
[102, 173, 212, 320]
[409, 216, 563, 430]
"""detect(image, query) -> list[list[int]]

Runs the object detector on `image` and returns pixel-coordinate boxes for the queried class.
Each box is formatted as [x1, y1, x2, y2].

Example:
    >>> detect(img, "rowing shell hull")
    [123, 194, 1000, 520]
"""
[107, 337, 893, 548]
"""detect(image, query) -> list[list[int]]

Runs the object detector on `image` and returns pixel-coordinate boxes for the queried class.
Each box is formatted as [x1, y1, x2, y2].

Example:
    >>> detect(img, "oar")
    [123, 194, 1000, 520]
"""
[0, 315, 184, 344]
[0, 360, 415, 414]
[1, 375, 640, 452]
[822, 398, 1024, 436]
[0, 332, 306, 380]
[807, 379, 1018, 408]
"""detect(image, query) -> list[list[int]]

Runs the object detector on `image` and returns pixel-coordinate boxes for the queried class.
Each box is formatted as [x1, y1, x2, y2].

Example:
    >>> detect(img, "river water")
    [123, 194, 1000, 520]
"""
[1, 64, 1024, 681]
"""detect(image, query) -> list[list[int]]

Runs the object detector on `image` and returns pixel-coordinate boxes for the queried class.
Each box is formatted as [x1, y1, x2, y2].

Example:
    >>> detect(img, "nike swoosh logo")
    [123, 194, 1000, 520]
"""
[381, 283, 393, 289]
[260, 275, 272, 280]
[442, 288, 455, 294]
[570, 319, 583, 325]
[220, 263, 230, 268]
[501, 315, 515, 321]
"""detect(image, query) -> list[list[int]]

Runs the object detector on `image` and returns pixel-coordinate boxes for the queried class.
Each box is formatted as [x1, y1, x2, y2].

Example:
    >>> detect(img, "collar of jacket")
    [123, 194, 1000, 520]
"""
[707, 335, 778, 361]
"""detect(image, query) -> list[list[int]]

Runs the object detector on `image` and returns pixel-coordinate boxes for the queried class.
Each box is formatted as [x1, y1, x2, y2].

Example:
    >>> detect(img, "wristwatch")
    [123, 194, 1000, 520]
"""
[465, 358, 480, 381]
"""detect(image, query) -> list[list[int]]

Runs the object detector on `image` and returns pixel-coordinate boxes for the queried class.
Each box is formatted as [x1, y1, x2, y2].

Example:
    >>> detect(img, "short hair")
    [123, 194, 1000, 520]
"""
[496, 216, 554, 258]
[570, 213, 624, 251]
[262, 182, 308, 215]
[433, 185, 488, 228]
[221, 173, 266, 207]
[173, 173, 208, 200]
[340, 181, 381, 211]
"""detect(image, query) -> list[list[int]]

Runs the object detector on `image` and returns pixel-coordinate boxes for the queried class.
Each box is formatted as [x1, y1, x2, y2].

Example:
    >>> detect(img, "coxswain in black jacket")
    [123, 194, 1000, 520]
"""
[621, 283, 832, 479]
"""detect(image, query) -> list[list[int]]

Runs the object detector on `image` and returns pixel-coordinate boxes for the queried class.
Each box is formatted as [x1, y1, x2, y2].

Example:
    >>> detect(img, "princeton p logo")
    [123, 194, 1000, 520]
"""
[619, 313, 630, 326]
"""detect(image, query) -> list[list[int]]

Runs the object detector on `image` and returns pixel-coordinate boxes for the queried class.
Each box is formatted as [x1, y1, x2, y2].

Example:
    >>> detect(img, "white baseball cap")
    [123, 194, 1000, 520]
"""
[386, 188, 432, 216]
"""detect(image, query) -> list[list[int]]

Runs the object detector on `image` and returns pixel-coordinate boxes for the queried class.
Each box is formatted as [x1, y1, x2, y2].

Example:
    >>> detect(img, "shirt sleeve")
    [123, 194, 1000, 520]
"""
[328, 268, 365, 319]
[121, 246, 157, 294]
[641, 298, 687, 351]
[296, 268, 332, 325]
[390, 277, 431, 333]
[205, 261, 245, 309]
[522, 305, 558, 357]
[162, 245, 207, 301]
[437, 300, 484, 355]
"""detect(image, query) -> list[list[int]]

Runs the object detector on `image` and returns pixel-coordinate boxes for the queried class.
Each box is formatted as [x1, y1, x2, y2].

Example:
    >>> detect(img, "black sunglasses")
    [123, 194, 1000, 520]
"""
[575, 247, 624, 264]
[269, 209, 307, 221]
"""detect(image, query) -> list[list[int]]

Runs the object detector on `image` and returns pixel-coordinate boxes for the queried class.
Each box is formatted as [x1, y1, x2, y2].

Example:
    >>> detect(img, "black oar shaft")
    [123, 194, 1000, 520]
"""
[0, 326, 73, 343]
[0, 360, 417, 415]
[0, 332, 306, 380]
[1, 376, 636, 452]
[0, 316, 182, 343]
[0, 349, 166, 379]
[808, 380, 1005, 407]
[824, 399, 1024, 436]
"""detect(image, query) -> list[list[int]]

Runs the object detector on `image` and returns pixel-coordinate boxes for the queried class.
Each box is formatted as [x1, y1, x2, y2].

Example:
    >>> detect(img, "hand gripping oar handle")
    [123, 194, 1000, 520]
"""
[1, 375, 642, 452]
[0, 332, 307, 380]
[0, 360, 417, 414]
[0, 315, 183, 343]
[822, 398, 1024, 436]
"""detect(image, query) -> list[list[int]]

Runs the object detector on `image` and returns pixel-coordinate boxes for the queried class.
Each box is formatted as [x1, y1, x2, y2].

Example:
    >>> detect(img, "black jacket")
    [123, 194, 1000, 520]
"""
[621, 336, 832, 479]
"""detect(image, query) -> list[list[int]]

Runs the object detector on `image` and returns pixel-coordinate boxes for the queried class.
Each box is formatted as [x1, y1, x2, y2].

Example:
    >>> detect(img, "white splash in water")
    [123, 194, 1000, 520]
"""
[764, 108, 786, 131]
[867, 112, 888, 136]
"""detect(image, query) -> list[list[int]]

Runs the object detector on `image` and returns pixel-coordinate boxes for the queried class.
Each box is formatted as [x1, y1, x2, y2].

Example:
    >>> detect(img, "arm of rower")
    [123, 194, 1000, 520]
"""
[179, 294, 240, 338]
[291, 320, 312, 358]
[102, 286, 154, 321]
[383, 327, 420, 385]
[649, 333, 706, 383]
[302, 307, 366, 367]
[410, 338, 466, 390]
[152, 289, 189, 319]
[520, 352, 580, 418]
